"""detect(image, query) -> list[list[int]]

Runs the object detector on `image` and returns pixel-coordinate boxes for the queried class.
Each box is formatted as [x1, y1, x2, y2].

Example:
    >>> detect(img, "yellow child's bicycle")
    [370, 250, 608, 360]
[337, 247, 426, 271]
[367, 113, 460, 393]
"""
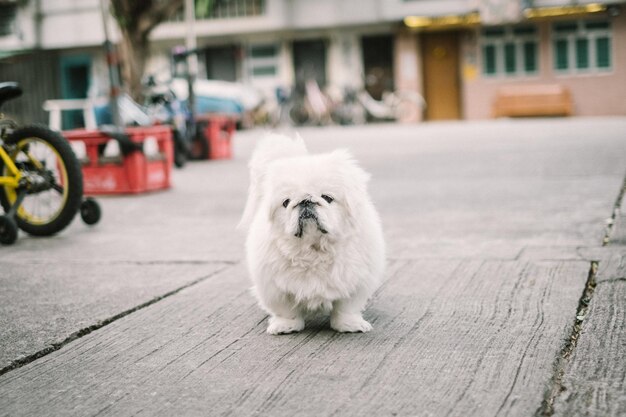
[0, 82, 100, 245]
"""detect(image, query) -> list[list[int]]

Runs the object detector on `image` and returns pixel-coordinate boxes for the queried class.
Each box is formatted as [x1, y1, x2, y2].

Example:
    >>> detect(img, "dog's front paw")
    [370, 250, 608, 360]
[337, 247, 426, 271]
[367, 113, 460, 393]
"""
[267, 316, 305, 335]
[330, 314, 372, 333]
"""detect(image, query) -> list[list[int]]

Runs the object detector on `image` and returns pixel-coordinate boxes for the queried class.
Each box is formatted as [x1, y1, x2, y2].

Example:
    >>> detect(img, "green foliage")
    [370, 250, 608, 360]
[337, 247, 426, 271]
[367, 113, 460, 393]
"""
[195, 0, 215, 19]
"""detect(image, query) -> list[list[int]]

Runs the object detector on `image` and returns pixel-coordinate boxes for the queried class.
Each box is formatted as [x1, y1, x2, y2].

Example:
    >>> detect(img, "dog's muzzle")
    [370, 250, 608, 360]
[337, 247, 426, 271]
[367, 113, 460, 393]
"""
[295, 200, 328, 238]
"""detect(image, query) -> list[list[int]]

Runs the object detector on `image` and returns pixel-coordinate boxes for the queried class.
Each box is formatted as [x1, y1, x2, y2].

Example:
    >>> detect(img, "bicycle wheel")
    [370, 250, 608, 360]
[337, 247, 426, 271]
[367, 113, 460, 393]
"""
[288, 102, 311, 126]
[0, 125, 83, 236]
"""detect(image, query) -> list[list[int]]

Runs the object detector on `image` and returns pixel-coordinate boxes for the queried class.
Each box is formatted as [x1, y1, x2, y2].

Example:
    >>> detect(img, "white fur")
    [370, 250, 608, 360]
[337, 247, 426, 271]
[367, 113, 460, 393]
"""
[240, 133, 385, 334]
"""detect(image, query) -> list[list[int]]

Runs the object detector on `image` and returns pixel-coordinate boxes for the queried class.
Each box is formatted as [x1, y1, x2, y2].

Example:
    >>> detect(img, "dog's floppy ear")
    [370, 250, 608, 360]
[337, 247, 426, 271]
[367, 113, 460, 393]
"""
[238, 133, 308, 230]
[328, 149, 371, 189]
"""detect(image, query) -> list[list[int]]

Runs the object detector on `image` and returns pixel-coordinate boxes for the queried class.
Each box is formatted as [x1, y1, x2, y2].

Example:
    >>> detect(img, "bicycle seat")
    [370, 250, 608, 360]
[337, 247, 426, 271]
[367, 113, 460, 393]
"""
[0, 82, 23, 109]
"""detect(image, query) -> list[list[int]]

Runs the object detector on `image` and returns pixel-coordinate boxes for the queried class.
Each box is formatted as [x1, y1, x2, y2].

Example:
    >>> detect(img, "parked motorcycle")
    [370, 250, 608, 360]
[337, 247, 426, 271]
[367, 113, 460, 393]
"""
[143, 76, 192, 168]
[329, 87, 366, 125]
[356, 89, 426, 122]
[274, 79, 426, 126]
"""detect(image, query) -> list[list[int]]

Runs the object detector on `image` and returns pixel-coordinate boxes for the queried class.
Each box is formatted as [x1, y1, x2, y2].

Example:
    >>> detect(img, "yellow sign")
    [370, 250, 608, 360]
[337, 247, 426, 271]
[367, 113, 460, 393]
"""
[404, 12, 481, 30]
[524, 3, 606, 19]
[463, 64, 478, 82]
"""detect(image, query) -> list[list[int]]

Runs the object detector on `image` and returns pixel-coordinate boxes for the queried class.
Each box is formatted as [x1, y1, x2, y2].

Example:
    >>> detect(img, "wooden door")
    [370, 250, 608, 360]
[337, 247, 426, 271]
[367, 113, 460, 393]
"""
[421, 32, 461, 120]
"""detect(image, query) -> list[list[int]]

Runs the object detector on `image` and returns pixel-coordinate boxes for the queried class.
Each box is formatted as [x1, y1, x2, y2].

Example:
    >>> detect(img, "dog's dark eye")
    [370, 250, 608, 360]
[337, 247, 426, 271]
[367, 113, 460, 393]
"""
[282, 199, 290, 208]
[321, 194, 334, 204]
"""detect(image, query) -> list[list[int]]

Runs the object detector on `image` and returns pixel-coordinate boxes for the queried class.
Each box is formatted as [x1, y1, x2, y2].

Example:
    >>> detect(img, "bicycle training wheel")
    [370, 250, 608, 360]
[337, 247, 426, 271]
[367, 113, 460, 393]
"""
[0, 125, 83, 236]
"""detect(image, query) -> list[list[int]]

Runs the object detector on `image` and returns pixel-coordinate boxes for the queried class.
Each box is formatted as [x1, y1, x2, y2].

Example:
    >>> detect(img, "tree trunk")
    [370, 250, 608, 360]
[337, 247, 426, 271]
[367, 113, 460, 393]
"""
[109, 0, 184, 102]
[119, 31, 150, 103]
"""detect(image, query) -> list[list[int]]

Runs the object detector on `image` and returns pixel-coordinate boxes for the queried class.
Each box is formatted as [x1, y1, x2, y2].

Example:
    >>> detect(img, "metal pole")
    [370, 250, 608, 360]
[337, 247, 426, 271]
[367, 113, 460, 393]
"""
[185, 0, 197, 135]
[99, 0, 122, 128]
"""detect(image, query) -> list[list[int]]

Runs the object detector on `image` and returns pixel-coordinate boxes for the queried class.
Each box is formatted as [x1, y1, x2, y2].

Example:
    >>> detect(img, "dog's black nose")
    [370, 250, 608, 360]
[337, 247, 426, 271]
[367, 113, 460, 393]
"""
[298, 199, 318, 221]
[297, 199, 315, 208]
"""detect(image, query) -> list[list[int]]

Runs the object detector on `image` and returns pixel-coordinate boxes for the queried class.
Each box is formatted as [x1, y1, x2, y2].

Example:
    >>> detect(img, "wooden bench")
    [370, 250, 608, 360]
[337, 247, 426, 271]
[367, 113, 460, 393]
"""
[493, 84, 573, 118]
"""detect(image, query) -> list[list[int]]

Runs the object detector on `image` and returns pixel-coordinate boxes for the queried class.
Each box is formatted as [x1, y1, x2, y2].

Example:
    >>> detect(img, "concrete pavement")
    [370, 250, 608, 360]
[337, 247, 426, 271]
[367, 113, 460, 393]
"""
[0, 118, 625, 416]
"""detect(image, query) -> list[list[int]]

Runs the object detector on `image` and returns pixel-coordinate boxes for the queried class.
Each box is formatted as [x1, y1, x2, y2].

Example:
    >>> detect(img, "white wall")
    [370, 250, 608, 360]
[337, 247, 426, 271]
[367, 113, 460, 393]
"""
[0, 0, 121, 50]
[380, 0, 471, 20]
[326, 32, 364, 89]
[152, 0, 474, 41]
[2, 0, 478, 51]
[39, 0, 113, 48]
[0, 1, 37, 51]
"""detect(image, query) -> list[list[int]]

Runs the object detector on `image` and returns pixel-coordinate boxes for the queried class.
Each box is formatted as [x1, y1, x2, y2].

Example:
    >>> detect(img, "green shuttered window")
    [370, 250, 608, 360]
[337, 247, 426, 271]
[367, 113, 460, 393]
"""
[552, 20, 612, 73]
[480, 25, 538, 77]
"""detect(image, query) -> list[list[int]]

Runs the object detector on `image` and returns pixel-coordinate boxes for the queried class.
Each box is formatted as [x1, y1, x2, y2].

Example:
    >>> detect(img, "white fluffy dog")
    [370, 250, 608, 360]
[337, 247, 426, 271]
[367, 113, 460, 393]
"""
[239, 133, 385, 334]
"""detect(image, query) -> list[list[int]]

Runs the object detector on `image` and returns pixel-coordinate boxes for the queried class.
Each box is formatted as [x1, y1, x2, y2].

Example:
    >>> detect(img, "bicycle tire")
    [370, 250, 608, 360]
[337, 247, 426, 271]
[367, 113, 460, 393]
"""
[0, 215, 18, 245]
[80, 197, 101, 226]
[0, 125, 83, 236]
[173, 135, 187, 168]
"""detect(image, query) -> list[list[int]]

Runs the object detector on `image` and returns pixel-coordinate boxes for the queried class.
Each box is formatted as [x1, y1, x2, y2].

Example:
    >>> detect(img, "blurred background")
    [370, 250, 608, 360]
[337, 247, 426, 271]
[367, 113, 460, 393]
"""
[0, 0, 624, 131]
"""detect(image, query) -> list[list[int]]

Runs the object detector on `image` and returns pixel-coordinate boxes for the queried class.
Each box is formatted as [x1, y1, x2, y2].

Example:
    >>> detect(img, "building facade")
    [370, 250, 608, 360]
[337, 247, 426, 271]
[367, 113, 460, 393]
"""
[1, 0, 625, 124]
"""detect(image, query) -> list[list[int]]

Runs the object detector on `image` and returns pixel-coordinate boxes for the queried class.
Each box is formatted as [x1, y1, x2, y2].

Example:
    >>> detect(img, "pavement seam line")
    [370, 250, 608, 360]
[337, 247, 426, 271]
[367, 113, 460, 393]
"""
[602, 171, 626, 246]
[0, 260, 239, 266]
[536, 169, 625, 415]
[0, 263, 235, 378]
[534, 261, 598, 417]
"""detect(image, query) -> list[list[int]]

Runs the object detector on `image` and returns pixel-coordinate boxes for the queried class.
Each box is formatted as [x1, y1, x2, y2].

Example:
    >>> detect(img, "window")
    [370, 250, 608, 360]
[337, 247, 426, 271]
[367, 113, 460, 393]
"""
[552, 20, 612, 73]
[247, 44, 279, 78]
[480, 26, 539, 77]
[0, 1, 17, 37]
[196, 0, 265, 19]
[170, 0, 266, 21]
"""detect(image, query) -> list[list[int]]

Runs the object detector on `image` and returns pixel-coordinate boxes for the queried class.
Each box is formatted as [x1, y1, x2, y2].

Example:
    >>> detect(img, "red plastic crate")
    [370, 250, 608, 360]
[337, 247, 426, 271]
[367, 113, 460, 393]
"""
[64, 125, 174, 195]
[192, 115, 235, 160]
